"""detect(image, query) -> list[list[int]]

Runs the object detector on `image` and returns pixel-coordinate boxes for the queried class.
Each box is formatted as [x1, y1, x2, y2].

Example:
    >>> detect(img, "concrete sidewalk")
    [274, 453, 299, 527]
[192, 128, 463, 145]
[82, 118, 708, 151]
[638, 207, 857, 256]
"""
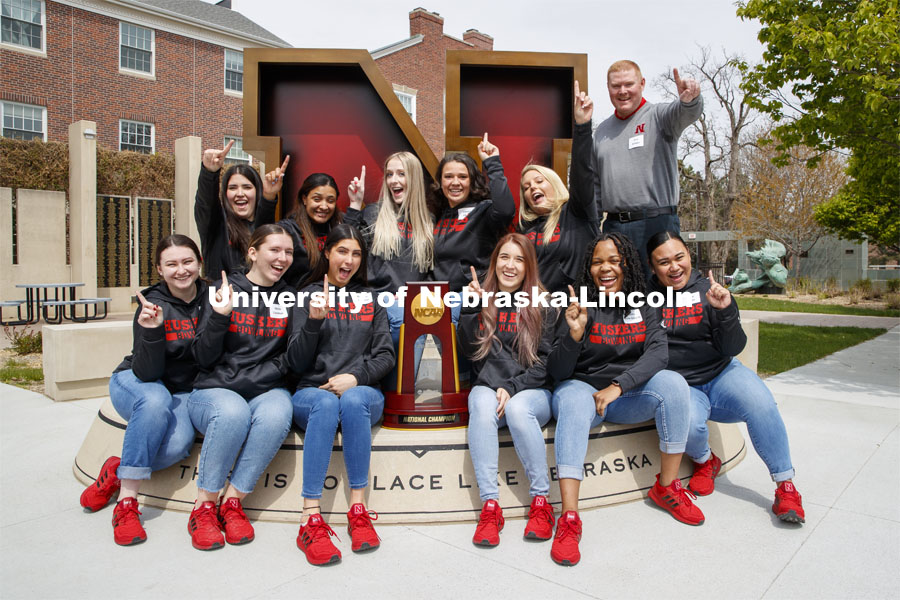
[741, 309, 899, 329]
[1, 329, 898, 599]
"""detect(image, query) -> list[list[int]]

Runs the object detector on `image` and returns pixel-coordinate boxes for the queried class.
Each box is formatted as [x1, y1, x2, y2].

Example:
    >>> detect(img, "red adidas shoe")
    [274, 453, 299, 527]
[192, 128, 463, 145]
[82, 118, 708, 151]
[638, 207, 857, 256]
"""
[524, 495, 555, 540]
[297, 513, 341, 565]
[112, 497, 146, 546]
[80, 456, 121, 512]
[550, 510, 582, 566]
[649, 475, 705, 526]
[187, 501, 224, 551]
[218, 497, 255, 545]
[773, 481, 805, 523]
[347, 503, 380, 552]
[472, 499, 504, 547]
[688, 453, 722, 496]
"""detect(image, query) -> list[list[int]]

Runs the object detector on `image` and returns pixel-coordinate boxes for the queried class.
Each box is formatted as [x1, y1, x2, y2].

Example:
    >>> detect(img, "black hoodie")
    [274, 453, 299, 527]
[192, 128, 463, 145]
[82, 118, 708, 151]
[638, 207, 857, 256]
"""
[547, 304, 667, 392]
[649, 271, 746, 385]
[344, 203, 429, 293]
[115, 280, 208, 393]
[276, 217, 332, 289]
[194, 165, 277, 278]
[518, 122, 599, 292]
[192, 271, 294, 398]
[432, 155, 516, 291]
[457, 305, 556, 396]
[286, 281, 395, 389]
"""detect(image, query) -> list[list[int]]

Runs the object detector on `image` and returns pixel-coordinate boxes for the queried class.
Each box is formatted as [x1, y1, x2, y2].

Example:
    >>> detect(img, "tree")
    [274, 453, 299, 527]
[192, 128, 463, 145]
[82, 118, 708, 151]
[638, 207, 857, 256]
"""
[732, 132, 849, 274]
[736, 0, 900, 252]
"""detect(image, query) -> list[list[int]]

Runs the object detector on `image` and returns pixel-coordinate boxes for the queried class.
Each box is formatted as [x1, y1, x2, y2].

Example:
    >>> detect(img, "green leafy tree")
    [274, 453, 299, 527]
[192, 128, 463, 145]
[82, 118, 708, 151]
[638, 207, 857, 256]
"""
[736, 0, 900, 252]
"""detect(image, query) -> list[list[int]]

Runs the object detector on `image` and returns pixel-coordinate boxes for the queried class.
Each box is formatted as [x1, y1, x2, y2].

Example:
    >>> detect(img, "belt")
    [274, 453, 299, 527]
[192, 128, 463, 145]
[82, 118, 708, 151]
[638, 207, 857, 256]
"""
[607, 205, 677, 223]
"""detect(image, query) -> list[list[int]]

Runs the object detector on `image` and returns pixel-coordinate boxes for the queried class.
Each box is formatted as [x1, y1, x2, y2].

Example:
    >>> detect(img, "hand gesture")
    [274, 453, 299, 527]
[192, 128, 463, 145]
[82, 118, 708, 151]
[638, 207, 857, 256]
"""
[202, 139, 234, 173]
[496, 387, 511, 418]
[706, 270, 731, 310]
[348, 165, 366, 210]
[136, 290, 163, 329]
[565, 285, 588, 342]
[319, 373, 357, 397]
[310, 275, 331, 320]
[262, 155, 291, 200]
[573, 80, 594, 125]
[466, 266, 484, 297]
[593, 384, 622, 417]
[212, 271, 233, 316]
[673, 68, 700, 103]
[477, 133, 499, 160]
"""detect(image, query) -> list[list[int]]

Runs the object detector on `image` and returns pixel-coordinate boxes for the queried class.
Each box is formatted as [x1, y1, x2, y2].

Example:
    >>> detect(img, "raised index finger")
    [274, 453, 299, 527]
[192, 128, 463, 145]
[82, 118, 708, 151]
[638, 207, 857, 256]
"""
[708, 270, 717, 286]
[323, 274, 330, 300]
[568, 284, 577, 300]
[470, 265, 479, 285]
[136, 290, 152, 309]
[221, 139, 235, 156]
[360, 165, 366, 181]
[280, 154, 291, 172]
[221, 270, 229, 289]
[673, 68, 682, 86]
[483, 132, 489, 145]
[574, 79, 581, 99]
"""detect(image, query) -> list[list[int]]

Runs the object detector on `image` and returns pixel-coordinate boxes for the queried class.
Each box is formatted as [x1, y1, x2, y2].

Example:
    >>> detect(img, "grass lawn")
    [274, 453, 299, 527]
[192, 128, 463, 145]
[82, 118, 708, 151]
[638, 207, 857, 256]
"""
[0, 359, 43, 387]
[736, 296, 900, 317]
[759, 323, 888, 376]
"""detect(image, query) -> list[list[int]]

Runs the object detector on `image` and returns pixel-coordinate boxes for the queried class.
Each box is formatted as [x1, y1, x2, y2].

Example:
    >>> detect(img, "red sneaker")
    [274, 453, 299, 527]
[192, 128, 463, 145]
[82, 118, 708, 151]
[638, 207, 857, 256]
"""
[688, 453, 722, 496]
[297, 513, 342, 565]
[523, 495, 555, 541]
[187, 501, 224, 551]
[218, 497, 255, 545]
[550, 511, 582, 566]
[80, 456, 120, 512]
[649, 475, 705, 526]
[347, 503, 380, 552]
[773, 481, 805, 523]
[472, 499, 504, 547]
[111, 497, 146, 546]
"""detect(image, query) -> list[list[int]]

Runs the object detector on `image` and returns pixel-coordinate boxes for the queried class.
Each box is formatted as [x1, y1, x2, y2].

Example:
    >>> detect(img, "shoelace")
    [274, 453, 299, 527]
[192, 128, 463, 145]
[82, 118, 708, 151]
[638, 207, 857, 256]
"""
[220, 500, 247, 523]
[349, 509, 379, 529]
[479, 508, 501, 525]
[673, 485, 698, 505]
[528, 503, 554, 523]
[306, 519, 341, 543]
[193, 505, 220, 531]
[555, 519, 581, 541]
[114, 502, 141, 526]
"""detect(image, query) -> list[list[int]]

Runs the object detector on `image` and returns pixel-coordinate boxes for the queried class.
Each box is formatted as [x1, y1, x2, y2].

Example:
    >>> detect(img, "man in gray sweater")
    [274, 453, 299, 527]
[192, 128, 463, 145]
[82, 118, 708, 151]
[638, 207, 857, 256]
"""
[592, 59, 702, 276]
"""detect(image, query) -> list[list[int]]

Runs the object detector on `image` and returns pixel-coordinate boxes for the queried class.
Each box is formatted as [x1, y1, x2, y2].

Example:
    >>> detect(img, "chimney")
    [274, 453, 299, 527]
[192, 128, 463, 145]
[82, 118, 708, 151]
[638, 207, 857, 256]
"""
[215, 0, 232, 8]
[409, 7, 444, 38]
[463, 29, 493, 50]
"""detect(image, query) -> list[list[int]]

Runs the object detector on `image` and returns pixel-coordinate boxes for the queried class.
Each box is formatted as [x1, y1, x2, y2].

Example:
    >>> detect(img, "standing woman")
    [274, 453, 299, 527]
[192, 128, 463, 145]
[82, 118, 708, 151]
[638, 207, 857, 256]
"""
[187, 224, 296, 551]
[647, 231, 804, 523]
[457, 233, 557, 547]
[80, 235, 206, 546]
[194, 139, 289, 277]
[278, 172, 344, 288]
[287, 224, 395, 566]
[518, 81, 599, 292]
[549, 232, 701, 567]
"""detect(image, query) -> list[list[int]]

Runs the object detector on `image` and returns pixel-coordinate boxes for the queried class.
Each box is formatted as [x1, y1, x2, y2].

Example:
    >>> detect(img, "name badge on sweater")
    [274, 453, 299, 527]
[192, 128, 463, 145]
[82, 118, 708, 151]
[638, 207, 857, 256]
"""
[457, 207, 474, 220]
[623, 309, 643, 324]
[628, 134, 644, 150]
[676, 292, 700, 307]
[270, 304, 288, 319]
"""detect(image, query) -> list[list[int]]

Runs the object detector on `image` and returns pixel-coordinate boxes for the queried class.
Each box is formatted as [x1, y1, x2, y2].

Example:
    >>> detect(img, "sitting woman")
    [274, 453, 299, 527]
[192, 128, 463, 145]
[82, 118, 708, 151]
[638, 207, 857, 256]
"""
[287, 224, 395, 566]
[647, 231, 803, 523]
[518, 81, 599, 292]
[188, 224, 296, 551]
[549, 232, 700, 567]
[80, 234, 206, 546]
[457, 233, 557, 548]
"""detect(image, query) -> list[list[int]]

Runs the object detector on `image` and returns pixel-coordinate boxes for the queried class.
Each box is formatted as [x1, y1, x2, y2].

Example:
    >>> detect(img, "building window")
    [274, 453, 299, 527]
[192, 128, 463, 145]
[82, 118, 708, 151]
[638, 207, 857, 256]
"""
[224, 49, 243, 94]
[119, 120, 154, 153]
[120, 22, 154, 75]
[224, 136, 251, 165]
[395, 90, 416, 123]
[1, 101, 46, 141]
[1, 0, 44, 52]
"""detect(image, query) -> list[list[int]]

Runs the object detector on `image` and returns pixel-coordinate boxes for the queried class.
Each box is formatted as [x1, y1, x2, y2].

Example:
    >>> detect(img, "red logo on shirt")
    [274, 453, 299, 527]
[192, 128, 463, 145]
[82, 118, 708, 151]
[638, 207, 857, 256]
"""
[634, 123, 645, 134]
[525, 224, 562, 246]
[164, 317, 198, 341]
[434, 217, 468, 237]
[228, 312, 288, 337]
[661, 304, 704, 328]
[588, 321, 646, 345]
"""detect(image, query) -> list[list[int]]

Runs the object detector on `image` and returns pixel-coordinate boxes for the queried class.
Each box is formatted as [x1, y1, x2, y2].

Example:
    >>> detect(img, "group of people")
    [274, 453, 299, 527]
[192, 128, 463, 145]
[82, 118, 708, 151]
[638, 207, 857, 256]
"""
[78, 60, 804, 567]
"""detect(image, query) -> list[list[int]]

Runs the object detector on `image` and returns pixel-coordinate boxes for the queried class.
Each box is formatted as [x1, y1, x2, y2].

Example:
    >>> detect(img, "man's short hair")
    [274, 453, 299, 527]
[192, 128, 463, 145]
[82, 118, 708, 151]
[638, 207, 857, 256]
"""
[607, 60, 642, 81]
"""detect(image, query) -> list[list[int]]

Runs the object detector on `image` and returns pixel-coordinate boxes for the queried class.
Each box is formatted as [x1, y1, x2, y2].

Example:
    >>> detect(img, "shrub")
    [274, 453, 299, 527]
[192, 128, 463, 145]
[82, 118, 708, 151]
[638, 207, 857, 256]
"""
[3, 326, 43, 355]
[887, 279, 900, 293]
[851, 279, 879, 300]
[885, 293, 900, 310]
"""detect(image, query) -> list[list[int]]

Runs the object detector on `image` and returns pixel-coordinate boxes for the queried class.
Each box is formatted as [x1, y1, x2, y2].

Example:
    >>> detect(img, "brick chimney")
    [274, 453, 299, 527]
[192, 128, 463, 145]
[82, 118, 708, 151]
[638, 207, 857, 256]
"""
[409, 7, 444, 38]
[463, 29, 493, 50]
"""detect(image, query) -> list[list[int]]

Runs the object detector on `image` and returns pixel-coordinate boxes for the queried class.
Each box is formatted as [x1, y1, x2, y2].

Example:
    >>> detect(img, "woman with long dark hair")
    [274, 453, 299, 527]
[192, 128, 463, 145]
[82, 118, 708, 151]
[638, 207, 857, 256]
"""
[457, 233, 557, 548]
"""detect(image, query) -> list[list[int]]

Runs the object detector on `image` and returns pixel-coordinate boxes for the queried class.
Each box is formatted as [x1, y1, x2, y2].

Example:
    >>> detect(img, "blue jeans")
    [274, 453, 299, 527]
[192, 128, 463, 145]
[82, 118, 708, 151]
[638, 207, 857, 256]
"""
[188, 387, 293, 494]
[467, 385, 552, 502]
[109, 369, 195, 480]
[551, 370, 690, 480]
[292, 385, 385, 499]
[686, 358, 795, 482]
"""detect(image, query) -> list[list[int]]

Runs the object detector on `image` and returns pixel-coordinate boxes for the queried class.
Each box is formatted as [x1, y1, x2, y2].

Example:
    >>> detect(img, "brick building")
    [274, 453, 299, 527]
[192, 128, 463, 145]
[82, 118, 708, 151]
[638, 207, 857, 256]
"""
[1, 0, 289, 160]
[372, 7, 492, 158]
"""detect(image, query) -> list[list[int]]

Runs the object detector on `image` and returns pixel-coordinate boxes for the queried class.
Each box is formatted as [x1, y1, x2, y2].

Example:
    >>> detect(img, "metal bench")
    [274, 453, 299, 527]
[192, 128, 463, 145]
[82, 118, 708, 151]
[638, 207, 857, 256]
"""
[0, 300, 28, 326]
[41, 298, 112, 324]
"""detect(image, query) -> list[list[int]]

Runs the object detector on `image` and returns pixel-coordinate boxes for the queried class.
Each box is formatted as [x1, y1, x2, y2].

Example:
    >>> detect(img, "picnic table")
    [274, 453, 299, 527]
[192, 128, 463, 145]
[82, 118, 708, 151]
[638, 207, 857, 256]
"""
[0, 283, 111, 325]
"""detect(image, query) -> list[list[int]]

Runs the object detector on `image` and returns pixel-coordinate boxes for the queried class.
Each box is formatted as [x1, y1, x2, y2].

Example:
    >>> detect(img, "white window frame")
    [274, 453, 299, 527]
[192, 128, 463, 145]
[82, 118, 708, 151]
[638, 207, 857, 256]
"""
[1, 100, 47, 141]
[224, 48, 243, 96]
[393, 86, 417, 124]
[118, 21, 155, 78]
[0, 0, 46, 56]
[119, 119, 154, 154]
[224, 135, 251, 165]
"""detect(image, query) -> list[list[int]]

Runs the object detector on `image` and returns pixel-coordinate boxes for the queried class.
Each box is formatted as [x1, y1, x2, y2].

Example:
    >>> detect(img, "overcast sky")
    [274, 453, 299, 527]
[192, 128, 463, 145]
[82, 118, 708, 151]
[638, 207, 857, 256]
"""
[226, 0, 765, 113]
